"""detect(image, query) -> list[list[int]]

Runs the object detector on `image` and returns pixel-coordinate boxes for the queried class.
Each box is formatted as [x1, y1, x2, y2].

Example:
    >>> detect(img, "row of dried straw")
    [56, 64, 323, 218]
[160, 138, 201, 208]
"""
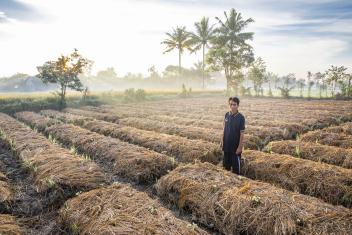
[156, 162, 352, 235]
[45, 123, 176, 184]
[241, 150, 352, 208]
[63, 108, 120, 123]
[58, 183, 208, 234]
[300, 129, 352, 149]
[118, 116, 262, 150]
[0, 113, 106, 193]
[43, 110, 223, 164]
[0, 171, 13, 213]
[0, 214, 24, 235]
[265, 140, 352, 168]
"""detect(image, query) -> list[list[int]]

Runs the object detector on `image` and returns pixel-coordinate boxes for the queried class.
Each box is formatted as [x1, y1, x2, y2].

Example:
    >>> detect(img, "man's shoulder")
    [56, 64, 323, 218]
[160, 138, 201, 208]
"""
[238, 112, 245, 119]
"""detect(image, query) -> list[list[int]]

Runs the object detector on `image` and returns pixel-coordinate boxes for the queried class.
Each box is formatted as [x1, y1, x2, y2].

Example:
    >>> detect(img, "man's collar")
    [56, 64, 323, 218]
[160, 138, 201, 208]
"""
[229, 110, 239, 116]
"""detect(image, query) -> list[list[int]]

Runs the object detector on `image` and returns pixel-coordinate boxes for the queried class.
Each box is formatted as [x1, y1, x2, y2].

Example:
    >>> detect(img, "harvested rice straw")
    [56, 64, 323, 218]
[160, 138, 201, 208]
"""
[15, 111, 60, 131]
[300, 130, 352, 148]
[79, 106, 305, 142]
[118, 117, 262, 150]
[241, 150, 352, 208]
[45, 123, 176, 184]
[265, 140, 352, 168]
[63, 108, 120, 123]
[96, 103, 350, 130]
[312, 122, 352, 136]
[59, 183, 209, 235]
[0, 113, 106, 193]
[0, 171, 12, 212]
[156, 162, 352, 235]
[44, 111, 222, 164]
[0, 214, 24, 235]
[81, 120, 222, 164]
[40, 109, 92, 125]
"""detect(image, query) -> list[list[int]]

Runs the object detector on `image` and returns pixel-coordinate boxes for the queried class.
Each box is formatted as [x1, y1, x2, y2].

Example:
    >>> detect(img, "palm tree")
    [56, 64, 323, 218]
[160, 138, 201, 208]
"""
[208, 8, 254, 93]
[190, 17, 215, 89]
[161, 26, 193, 77]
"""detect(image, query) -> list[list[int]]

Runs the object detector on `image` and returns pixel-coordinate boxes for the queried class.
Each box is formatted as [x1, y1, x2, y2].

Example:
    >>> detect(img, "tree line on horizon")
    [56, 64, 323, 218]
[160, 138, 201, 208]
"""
[161, 8, 352, 98]
[2, 8, 350, 107]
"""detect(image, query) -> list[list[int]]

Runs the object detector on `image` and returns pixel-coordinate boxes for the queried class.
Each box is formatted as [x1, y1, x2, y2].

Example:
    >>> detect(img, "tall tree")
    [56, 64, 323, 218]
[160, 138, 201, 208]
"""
[248, 57, 266, 96]
[148, 65, 160, 80]
[266, 72, 279, 96]
[325, 65, 348, 97]
[307, 71, 313, 98]
[347, 73, 352, 97]
[161, 26, 193, 77]
[207, 8, 254, 94]
[37, 49, 92, 107]
[338, 73, 352, 97]
[190, 17, 215, 89]
[296, 79, 306, 98]
[278, 73, 296, 98]
[314, 72, 325, 98]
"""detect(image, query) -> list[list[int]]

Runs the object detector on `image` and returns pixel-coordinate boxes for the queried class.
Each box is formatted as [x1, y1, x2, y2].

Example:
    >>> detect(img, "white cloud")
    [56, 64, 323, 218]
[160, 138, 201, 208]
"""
[0, 0, 350, 78]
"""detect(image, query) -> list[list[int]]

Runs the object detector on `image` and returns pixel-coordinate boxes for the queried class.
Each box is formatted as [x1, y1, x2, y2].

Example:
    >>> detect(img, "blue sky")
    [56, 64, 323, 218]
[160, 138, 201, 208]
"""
[0, 0, 351, 78]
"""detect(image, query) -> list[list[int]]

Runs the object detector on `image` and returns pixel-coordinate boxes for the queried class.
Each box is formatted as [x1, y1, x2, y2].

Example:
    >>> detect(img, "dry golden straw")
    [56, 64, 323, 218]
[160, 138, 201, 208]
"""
[0, 113, 106, 193]
[156, 162, 352, 235]
[59, 183, 208, 235]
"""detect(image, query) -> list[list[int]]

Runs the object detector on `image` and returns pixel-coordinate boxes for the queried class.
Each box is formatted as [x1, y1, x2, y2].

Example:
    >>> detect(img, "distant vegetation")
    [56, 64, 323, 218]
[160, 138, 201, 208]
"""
[0, 8, 351, 104]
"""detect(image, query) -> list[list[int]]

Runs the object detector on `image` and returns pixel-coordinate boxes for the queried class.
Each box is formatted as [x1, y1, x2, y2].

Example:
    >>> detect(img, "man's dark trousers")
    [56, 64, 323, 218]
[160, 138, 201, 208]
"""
[223, 152, 241, 175]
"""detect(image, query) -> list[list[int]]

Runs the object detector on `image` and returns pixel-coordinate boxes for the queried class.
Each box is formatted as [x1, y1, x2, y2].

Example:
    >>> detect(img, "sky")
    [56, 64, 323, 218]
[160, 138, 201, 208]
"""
[0, 0, 351, 78]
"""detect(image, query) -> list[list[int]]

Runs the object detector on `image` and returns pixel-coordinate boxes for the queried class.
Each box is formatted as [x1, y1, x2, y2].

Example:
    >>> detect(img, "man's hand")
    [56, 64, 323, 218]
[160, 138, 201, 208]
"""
[235, 147, 242, 155]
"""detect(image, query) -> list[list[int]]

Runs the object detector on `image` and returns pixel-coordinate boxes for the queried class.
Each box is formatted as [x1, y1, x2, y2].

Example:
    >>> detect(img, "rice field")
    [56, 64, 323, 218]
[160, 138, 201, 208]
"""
[1, 96, 352, 234]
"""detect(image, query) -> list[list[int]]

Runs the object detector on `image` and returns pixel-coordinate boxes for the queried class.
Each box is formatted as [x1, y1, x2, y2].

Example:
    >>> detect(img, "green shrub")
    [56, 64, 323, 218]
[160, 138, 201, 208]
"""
[123, 88, 147, 102]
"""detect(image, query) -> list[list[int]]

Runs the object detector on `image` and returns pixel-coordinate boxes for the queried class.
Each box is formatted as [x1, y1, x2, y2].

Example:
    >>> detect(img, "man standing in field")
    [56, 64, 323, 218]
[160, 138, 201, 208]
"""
[220, 97, 245, 174]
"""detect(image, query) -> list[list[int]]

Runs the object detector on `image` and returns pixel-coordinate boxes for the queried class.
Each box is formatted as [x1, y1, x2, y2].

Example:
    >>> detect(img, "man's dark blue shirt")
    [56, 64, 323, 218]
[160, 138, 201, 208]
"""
[222, 111, 245, 153]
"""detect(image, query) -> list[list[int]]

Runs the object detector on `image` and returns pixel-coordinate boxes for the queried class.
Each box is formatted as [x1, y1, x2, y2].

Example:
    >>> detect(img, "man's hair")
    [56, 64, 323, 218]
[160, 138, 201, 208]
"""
[228, 96, 240, 105]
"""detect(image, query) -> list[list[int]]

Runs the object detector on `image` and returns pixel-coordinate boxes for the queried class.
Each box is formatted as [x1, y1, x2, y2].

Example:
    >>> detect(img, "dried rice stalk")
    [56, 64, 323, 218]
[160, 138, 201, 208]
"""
[45, 123, 176, 184]
[59, 183, 208, 235]
[0, 113, 106, 193]
[265, 140, 352, 168]
[43, 110, 222, 164]
[301, 130, 352, 149]
[0, 214, 24, 235]
[0, 171, 13, 212]
[64, 108, 119, 123]
[156, 162, 352, 235]
[118, 117, 262, 149]
[15, 111, 59, 132]
[241, 150, 352, 207]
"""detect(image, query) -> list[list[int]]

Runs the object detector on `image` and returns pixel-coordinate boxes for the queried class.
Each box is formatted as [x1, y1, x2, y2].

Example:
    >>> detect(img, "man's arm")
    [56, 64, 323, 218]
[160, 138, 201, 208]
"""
[236, 132, 245, 154]
[220, 116, 225, 147]
[236, 116, 245, 154]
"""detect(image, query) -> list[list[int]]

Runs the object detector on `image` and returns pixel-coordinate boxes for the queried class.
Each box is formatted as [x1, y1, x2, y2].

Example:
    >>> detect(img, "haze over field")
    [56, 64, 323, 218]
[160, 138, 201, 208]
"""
[0, 0, 351, 78]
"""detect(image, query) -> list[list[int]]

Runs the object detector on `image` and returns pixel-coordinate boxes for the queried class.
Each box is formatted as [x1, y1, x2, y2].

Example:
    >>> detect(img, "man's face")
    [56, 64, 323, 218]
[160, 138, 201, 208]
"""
[229, 101, 238, 113]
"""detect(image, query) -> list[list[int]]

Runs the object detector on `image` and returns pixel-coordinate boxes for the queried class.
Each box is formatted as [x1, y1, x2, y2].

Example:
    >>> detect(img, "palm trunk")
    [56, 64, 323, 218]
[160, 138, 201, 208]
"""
[178, 49, 181, 78]
[202, 44, 205, 89]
